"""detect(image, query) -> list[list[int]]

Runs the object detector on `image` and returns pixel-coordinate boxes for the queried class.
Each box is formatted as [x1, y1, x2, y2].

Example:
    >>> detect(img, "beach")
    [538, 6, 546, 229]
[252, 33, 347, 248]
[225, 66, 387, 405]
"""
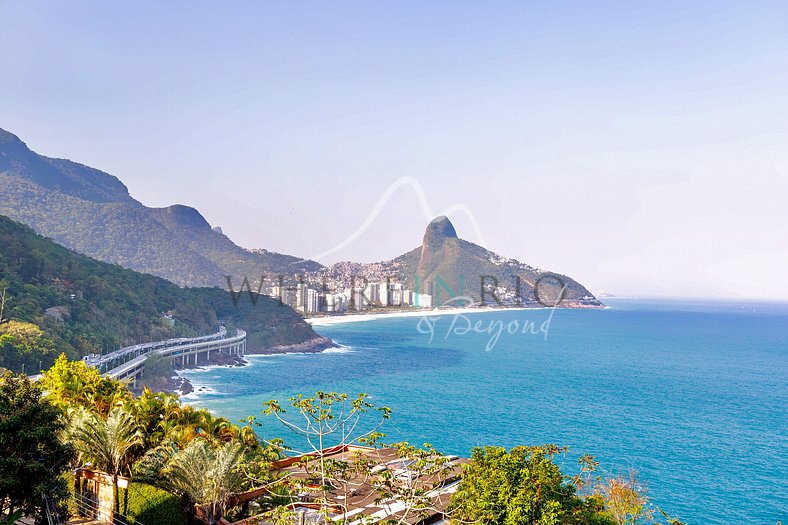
[306, 305, 549, 326]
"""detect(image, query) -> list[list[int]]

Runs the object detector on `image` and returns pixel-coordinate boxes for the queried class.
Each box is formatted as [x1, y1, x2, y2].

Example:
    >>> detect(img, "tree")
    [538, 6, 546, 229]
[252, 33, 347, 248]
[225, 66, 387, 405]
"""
[260, 391, 391, 492]
[572, 457, 685, 525]
[68, 406, 143, 517]
[366, 441, 459, 525]
[599, 470, 653, 525]
[162, 440, 247, 525]
[130, 388, 184, 451]
[0, 285, 9, 325]
[141, 352, 173, 381]
[450, 445, 614, 525]
[42, 354, 130, 416]
[0, 321, 57, 373]
[0, 372, 75, 524]
[256, 392, 466, 525]
[156, 402, 247, 449]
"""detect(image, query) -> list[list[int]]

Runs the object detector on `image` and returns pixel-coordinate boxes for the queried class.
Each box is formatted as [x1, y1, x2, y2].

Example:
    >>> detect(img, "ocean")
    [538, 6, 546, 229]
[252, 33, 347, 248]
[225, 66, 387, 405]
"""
[179, 299, 788, 524]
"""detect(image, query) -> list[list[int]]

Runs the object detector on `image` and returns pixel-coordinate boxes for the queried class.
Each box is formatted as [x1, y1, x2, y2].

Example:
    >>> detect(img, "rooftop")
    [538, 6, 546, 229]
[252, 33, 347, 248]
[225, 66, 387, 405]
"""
[269, 445, 468, 525]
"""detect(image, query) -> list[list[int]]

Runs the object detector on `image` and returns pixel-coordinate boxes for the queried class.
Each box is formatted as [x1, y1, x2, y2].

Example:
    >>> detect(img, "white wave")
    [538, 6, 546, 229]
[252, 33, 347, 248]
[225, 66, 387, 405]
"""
[180, 384, 221, 402]
[321, 345, 355, 354]
[178, 361, 249, 374]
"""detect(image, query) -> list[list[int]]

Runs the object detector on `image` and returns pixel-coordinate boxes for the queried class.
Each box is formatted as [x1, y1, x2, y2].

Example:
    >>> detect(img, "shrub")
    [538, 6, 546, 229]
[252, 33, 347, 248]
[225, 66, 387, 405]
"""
[119, 483, 186, 525]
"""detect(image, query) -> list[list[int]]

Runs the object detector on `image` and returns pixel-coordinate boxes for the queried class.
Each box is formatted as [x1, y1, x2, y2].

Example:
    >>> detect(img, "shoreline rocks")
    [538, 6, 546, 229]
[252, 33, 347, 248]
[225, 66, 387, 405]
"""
[245, 335, 336, 355]
[130, 336, 336, 396]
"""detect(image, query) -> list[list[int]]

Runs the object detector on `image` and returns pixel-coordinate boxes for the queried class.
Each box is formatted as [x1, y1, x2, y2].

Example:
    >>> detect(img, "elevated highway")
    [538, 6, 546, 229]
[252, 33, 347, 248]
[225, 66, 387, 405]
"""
[82, 326, 246, 384]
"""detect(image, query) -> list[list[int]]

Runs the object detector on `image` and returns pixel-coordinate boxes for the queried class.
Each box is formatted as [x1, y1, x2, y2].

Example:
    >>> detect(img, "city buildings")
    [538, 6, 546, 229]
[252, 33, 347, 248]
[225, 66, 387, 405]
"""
[271, 278, 435, 316]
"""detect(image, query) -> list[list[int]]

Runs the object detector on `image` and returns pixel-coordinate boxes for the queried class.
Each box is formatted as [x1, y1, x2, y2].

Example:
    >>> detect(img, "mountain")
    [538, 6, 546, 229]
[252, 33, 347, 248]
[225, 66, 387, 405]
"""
[0, 128, 321, 288]
[397, 216, 600, 306]
[0, 214, 324, 373]
[0, 128, 598, 308]
[309, 216, 601, 308]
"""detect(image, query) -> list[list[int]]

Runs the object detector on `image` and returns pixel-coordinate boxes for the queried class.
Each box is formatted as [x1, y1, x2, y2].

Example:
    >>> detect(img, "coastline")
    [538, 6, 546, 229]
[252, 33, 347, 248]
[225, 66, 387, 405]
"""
[140, 335, 336, 397]
[244, 335, 336, 355]
[305, 303, 601, 327]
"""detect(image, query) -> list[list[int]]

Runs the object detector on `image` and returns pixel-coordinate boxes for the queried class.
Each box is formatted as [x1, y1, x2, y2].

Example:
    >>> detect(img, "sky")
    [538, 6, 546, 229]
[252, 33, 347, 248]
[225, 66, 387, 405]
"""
[1, 1, 787, 300]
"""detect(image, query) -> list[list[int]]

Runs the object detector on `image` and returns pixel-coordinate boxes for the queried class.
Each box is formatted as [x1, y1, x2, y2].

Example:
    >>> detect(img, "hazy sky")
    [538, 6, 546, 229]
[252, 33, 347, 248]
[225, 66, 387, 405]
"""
[2, 1, 787, 300]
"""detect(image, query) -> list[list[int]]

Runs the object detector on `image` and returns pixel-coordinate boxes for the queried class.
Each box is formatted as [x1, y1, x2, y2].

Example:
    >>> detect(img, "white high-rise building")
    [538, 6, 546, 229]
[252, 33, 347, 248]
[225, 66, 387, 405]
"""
[353, 289, 366, 311]
[335, 293, 347, 312]
[414, 293, 433, 308]
[391, 283, 403, 306]
[296, 283, 306, 312]
[365, 283, 380, 305]
[270, 285, 282, 302]
[306, 288, 319, 313]
[380, 282, 389, 306]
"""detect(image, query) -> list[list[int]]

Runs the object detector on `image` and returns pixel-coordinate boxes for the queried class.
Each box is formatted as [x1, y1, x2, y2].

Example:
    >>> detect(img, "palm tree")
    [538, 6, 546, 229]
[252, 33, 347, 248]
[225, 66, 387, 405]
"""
[131, 388, 183, 450]
[195, 411, 237, 445]
[163, 440, 247, 525]
[166, 406, 239, 447]
[68, 406, 143, 518]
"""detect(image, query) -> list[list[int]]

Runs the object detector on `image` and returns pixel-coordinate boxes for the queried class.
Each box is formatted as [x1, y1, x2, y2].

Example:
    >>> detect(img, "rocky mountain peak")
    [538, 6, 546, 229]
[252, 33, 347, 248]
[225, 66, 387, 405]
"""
[422, 215, 457, 249]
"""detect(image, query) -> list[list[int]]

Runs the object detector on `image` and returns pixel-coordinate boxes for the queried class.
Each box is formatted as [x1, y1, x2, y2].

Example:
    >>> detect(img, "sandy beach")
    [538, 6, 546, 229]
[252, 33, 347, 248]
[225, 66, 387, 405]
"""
[306, 306, 547, 326]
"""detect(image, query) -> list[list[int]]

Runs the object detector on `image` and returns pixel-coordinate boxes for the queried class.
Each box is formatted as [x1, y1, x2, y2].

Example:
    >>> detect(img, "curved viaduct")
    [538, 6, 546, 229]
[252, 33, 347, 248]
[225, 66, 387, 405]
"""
[82, 327, 246, 385]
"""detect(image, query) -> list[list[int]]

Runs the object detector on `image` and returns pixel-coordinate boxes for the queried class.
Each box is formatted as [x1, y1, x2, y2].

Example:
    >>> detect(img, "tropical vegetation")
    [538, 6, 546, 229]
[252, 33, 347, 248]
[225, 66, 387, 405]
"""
[0, 372, 75, 524]
[0, 213, 320, 373]
[0, 359, 687, 525]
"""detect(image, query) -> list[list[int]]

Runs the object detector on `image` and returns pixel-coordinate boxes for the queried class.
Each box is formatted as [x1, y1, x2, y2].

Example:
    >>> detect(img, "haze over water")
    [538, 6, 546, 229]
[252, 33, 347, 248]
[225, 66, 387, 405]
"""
[180, 299, 788, 524]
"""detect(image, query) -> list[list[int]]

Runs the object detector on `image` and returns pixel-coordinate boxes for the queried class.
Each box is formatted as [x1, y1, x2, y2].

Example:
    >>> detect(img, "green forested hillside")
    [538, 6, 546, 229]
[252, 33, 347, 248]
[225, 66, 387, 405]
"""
[0, 128, 321, 288]
[0, 215, 320, 373]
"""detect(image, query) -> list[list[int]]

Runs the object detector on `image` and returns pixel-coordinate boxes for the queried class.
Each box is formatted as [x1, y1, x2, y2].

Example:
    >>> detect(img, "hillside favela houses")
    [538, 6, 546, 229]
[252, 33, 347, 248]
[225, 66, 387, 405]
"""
[254, 216, 601, 316]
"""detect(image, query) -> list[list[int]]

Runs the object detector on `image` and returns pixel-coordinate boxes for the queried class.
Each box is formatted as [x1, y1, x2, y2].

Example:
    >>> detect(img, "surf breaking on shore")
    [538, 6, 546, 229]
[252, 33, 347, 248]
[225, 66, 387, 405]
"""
[176, 343, 356, 403]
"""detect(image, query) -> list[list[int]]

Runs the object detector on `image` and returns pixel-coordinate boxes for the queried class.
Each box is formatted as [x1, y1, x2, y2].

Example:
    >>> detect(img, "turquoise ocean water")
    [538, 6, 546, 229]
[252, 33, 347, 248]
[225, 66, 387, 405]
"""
[180, 299, 788, 524]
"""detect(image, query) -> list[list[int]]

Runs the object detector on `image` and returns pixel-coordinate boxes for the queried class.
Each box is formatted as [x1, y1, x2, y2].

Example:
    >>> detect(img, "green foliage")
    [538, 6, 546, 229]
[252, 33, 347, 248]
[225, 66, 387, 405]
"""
[118, 483, 187, 525]
[0, 372, 75, 524]
[0, 320, 57, 374]
[261, 391, 391, 452]
[141, 352, 173, 380]
[450, 445, 615, 525]
[153, 440, 248, 525]
[42, 354, 131, 416]
[130, 388, 183, 451]
[598, 470, 653, 525]
[0, 214, 320, 372]
[0, 509, 23, 524]
[68, 406, 144, 514]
